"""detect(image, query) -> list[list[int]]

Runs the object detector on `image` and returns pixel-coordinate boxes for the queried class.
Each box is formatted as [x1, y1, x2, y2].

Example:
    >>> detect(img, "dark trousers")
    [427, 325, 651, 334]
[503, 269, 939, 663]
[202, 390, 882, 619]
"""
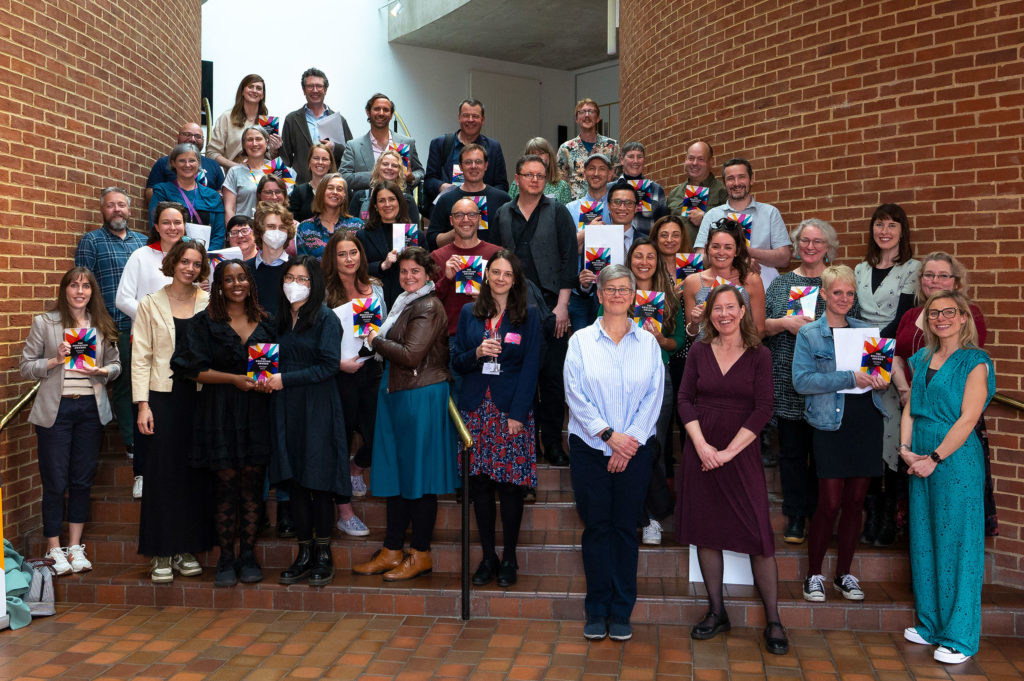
[570, 434, 654, 621]
[384, 494, 438, 552]
[536, 333, 568, 451]
[338, 362, 381, 470]
[289, 482, 335, 542]
[110, 328, 133, 451]
[644, 371, 675, 522]
[776, 417, 818, 519]
[35, 397, 104, 537]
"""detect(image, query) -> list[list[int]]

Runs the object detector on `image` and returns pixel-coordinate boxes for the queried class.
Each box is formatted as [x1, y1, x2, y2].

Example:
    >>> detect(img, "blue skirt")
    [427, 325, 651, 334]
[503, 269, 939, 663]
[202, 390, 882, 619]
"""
[370, 364, 459, 499]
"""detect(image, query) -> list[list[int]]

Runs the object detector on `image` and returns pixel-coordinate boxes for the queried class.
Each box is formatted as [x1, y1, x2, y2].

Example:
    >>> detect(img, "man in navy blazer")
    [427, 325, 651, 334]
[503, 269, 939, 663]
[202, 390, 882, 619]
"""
[341, 93, 423, 193]
[423, 99, 508, 213]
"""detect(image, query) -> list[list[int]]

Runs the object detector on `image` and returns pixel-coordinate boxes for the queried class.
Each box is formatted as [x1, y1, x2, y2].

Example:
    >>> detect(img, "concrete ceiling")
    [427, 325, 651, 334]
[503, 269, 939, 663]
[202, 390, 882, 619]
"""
[388, 0, 616, 71]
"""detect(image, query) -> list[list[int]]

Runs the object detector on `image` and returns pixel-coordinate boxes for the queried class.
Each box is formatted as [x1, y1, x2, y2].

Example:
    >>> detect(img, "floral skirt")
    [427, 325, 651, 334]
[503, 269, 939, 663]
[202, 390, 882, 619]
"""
[459, 389, 537, 487]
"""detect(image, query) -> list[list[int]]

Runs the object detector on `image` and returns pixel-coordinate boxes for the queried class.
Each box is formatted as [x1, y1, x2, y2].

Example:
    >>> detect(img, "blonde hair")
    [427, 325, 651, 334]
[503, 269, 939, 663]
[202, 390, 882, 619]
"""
[821, 264, 856, 292]
[370, 149, 407, 192]
[921, 290, 979, 352]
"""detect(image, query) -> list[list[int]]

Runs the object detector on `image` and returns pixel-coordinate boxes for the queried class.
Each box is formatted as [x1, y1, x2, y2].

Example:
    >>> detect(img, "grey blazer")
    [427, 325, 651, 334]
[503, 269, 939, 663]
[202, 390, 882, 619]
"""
[340, 131, 424, 192]
[19, 311, 121, 428]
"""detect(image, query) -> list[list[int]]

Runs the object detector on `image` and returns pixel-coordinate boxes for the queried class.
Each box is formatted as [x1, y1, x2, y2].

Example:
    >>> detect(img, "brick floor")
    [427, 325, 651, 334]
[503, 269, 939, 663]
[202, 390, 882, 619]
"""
[1, 605, 1022, 680]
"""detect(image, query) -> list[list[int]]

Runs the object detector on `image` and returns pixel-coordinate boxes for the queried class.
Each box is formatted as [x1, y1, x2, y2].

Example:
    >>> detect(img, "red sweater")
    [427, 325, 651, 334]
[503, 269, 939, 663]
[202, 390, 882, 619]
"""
[431, 240, 502, 336]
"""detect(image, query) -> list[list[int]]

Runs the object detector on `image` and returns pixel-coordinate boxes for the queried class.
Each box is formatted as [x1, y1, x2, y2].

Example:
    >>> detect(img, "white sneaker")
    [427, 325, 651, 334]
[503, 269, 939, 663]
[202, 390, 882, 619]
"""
[133, 475, 143, 499]
[934, 646, 970, 664]
[47, 547, 72, 576]
[337, 515, 370, 537]
[641, 519, 662, 545]
[67, 544, 92, 573]
[350, 474, 367, 497]
[904, 626, 929, 645]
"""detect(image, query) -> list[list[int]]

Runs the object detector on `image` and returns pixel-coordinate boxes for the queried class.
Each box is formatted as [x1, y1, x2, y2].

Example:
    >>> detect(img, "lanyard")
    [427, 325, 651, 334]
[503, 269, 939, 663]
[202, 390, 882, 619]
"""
[174, 182, 201, 223]
[485, 311, 504, 337]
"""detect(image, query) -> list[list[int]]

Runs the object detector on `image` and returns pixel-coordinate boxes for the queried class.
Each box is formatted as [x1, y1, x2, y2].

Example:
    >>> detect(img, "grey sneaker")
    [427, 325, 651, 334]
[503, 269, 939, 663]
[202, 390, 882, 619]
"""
[47, 546, 72, 576]
[151, 556, 173, 583]
[350, 474, 368, 497]
[584, 617, 607, 640]
[172, 552, 202, 577]
[337, 515, 370, 537]
[132, 475, 143, 499]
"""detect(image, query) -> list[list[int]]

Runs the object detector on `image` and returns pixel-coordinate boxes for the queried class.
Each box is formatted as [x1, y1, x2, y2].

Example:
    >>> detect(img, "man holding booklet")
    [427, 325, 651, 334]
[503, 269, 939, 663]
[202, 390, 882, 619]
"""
[281, 67, 352, 184]
[667, 140, 728, 245]
[426, 144, 510, 250]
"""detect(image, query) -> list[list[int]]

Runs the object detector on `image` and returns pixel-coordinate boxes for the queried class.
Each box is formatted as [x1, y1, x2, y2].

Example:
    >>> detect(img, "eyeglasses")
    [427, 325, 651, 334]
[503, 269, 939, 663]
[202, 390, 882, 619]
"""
[797, 238, 826, 247]
[518, 173, 546, 181]
[178, 133, 203, 141]
[461, 159, 486, 167]
[610, 199, 637, 207]
[228, 227, 253, 238]
[452, 211, 480, 221]
[921, 273, 955, 281]
[926, 306, 960, 320]
[602, 287, 632, 297]
[260, 189, 285, 197]
[578, 109, 599, 117]
[283, 275, 311, 284]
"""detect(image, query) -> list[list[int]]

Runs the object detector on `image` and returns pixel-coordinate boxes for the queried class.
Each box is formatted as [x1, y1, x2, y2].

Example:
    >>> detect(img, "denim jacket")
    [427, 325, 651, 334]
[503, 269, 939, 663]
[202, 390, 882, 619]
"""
[791, 315, 888, 431]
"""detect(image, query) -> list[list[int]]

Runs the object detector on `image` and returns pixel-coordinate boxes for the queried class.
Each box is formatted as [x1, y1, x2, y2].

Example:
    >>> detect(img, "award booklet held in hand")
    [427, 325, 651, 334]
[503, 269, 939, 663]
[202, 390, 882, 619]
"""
[392, 223, 419, 251]
[469, 195, 488, 230]
[725, 212, 753, 246]
[577, 200, 604, 231]
[860, 337, 895, 383]
[247, 343, 279, 381]
[786, 286, 819, 317]
[583, 224, 625, 274]
[675, 253, 704, 284]
[258, 115, 280, 136]
[65, 328, 97, 370]
[352, 296, 383, 337]
[388, 142, 411, 169]
[629, 179, 654, 213]
[633, 290, 665, 333]
[454, 256, 487, 294]
[680, 185, 709, 216]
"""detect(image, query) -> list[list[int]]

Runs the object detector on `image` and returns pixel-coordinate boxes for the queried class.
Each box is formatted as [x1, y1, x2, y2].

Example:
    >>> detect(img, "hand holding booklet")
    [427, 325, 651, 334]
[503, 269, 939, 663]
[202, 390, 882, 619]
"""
[65, 328, 97, 371]
[247, 343, 279, 381]
[583, 224, 624, 274]
[833, 327, 880, 394]
[392, 223, 418, 252]
[316, 112, 346, 144]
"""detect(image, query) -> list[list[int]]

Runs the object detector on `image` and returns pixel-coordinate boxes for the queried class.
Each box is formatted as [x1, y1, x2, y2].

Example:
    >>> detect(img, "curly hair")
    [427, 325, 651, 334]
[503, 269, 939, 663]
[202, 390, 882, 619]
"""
[207, 259, 266, 323]
[707, 218, 752, 286]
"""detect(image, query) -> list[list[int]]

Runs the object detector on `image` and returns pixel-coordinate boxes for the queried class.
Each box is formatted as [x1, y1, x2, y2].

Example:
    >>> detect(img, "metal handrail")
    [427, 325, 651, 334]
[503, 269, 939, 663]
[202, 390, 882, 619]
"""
[392, 112, 420, 211]
[994, 392, 1024, 412]
[0, 382, 39, 433]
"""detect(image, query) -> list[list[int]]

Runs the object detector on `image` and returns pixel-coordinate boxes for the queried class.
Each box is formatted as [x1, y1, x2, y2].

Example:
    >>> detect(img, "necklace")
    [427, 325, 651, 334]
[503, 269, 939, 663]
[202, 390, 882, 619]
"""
[167, 287, 195, 302]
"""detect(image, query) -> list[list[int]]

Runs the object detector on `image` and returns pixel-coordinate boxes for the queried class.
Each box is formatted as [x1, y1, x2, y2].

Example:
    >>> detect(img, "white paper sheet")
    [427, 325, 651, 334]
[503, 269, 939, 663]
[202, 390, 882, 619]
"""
[834, 326, 879, 394]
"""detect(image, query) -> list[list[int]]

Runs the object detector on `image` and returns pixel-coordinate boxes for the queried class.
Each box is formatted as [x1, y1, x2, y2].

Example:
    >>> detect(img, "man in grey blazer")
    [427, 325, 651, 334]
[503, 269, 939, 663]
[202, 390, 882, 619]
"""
[341, 93, 423, 193]
[281, 67, 352, 184]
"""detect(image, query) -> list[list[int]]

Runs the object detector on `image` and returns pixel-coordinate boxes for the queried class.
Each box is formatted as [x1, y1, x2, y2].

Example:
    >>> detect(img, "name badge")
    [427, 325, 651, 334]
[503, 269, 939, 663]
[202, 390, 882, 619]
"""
[482, 361, 501, 376]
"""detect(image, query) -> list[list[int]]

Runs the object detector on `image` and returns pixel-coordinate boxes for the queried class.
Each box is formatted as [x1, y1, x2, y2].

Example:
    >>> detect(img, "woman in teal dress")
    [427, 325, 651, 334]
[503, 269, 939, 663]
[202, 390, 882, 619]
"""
[900, 290, 994, 665]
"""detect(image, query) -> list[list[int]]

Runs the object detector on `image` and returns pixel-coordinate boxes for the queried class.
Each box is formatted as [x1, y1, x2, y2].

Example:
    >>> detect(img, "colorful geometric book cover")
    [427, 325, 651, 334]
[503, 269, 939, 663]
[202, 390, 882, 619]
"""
[860, 337, 895, 382]
[393, 223, 419, 251]
[675, 252, 704, 284]
[633, 290, 665, 333]
[258, 115, 280, 135]
[469, 195, 488, 230]
[714, 275, 737, 287]
[628, 179, 654, 213]
[247, 343, 279, 381]
[64, 327, 97, 371]
[578, 200, 604, 231]
[585, 247, 611, 274]
[786, 286, 820, 317]
[207, 247, 244, 273]
[352, 296, 383, 337]
[681, 185, 709, 216]
[388, 142, 411, 169]
[262, 158, 295, 188]
[454, 256, 487, 295]
[725, 212, 752, 246]
[452, 163, 464, 185]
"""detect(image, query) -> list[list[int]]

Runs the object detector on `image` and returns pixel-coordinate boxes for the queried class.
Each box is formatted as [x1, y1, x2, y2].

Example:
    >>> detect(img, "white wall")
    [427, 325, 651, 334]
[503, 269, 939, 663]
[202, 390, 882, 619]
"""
[200, 0, 581, 160]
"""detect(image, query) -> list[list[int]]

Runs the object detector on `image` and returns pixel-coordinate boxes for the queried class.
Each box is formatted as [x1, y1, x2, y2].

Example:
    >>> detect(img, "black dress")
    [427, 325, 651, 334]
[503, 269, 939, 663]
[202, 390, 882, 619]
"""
[268, 305, 351, 496]
[171, 311, 275, 470]
[355, 225, 401, 308]
[812, 392, 884, 479]
[137, 317, 215, 557]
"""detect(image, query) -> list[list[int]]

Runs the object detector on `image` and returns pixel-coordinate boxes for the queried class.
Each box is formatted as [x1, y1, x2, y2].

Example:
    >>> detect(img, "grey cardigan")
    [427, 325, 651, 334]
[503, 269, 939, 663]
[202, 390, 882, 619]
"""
[19, 311, 121, 428]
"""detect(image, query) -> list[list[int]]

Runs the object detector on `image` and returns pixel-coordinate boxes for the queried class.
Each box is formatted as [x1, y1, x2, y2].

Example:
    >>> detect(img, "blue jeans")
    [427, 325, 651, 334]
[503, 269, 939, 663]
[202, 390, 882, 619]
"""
[35, 397, 104, 537]
[570, 434, 654, 622]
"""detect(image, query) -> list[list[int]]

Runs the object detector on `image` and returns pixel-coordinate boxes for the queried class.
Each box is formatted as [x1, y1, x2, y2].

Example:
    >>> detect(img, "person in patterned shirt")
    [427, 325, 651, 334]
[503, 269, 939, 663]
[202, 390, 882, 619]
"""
[556, 98, 620, 200]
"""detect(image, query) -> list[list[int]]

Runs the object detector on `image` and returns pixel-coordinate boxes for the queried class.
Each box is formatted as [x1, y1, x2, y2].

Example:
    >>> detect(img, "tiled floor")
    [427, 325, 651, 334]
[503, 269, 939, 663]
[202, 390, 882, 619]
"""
[1, 604, 1022, 681]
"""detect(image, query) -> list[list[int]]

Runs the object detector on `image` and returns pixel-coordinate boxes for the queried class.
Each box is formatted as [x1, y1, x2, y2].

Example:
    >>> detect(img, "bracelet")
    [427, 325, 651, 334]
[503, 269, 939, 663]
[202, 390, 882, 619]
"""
[685, 322, 699, 337]
[899, 443, 911, 451]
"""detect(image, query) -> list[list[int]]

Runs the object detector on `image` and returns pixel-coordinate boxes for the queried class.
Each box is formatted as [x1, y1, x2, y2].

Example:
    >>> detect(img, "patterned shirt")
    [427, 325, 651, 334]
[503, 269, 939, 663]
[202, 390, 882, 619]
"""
[556, 134, 621, 200]
[295, 214, 364, 260]
[765, 271, 826, 420]
[74, 225, 147, 331]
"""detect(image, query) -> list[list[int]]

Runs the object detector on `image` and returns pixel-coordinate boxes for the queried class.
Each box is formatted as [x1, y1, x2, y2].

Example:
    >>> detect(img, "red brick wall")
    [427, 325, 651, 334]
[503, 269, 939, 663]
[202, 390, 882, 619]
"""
[620, 0, 1023, 586]
[0, 0, 202, 545]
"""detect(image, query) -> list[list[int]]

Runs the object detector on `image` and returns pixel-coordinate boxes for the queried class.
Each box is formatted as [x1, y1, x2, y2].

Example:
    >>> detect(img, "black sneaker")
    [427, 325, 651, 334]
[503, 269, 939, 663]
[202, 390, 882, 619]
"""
[802, 574, 825, 602]
[833, 573, 864, 600]
[783, 516, 806, 544]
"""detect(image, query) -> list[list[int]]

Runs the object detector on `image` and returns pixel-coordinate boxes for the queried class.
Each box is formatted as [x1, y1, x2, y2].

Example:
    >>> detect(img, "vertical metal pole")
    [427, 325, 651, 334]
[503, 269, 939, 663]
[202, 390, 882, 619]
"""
[449, 398, 473, 620]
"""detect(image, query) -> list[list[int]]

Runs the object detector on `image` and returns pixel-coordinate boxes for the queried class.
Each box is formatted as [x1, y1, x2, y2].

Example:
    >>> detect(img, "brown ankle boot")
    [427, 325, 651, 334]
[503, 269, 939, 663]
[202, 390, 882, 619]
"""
[352, 548, 404, 575]
[383, 549, 432, 581]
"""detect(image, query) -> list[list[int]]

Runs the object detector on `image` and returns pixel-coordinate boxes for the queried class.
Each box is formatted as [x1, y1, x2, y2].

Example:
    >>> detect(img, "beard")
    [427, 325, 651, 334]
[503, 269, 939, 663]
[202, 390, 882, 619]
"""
[108, 217, 128, 232]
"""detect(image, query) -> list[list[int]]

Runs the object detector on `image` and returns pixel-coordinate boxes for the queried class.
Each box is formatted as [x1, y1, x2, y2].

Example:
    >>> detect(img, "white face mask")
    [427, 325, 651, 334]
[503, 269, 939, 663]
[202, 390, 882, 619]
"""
[262, 229, 288, 250]
[283, 281, 310, 304]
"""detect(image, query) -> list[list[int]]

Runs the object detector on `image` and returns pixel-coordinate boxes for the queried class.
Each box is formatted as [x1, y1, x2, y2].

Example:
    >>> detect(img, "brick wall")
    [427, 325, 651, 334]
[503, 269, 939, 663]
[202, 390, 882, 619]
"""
[620, 0, 1023, 586]
[0, 0, 202, 546]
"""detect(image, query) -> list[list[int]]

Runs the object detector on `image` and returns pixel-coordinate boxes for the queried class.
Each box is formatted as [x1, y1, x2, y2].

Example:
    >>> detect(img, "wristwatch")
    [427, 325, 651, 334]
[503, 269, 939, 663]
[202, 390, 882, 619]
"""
[601, 428, 614, 442]
[929, 451, 942, 464]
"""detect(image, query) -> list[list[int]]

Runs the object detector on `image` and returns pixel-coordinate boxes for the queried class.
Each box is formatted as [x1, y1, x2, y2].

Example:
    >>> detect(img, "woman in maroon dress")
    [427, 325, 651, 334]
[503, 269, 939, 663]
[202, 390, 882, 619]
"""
[676, 284, 787, 655]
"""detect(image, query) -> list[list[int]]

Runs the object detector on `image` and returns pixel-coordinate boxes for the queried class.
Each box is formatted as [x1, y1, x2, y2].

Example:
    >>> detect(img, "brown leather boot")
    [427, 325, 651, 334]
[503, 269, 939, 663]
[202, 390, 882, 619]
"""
[352, 548, 404, 575]
[383, 549, 432, 581]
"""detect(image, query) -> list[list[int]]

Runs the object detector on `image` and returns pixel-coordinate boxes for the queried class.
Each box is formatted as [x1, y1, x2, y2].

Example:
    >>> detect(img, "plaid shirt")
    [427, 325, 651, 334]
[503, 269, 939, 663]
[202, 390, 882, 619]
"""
[74, 225, 147, 331]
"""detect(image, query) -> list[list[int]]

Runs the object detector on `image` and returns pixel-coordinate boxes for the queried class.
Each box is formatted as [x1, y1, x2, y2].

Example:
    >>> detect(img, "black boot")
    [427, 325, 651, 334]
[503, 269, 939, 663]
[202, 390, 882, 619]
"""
[874, 495, 897, 547]
[860, 494, 880, 545]
[276, 501, 296, 538]
[237, 548, 263, 584]
[279, 540, 313, 584]
[309, 538, 335, 586]
[214, 550, 237, 588]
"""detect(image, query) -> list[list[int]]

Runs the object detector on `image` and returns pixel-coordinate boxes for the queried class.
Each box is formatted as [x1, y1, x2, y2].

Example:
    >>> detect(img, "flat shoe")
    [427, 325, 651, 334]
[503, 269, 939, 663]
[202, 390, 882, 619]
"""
[496, 559, 517, 587]
[764, 622, 789, 655]
[472, 557, 499, 586]
[691, 611, 730, 640]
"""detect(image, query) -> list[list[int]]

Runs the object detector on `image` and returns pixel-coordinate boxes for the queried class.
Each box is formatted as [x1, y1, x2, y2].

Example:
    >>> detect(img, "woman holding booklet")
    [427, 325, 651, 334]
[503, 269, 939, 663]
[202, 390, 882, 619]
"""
[223, 126, 294, 222]
[148, 144, 227, 250]
[899, 290, 994, 665]
[348, 149, 420, 224]
[20, 267, 121, 576]
[451, 250, 541, 587]
[763, 218, 840, 545]
[681, 218, 764, 340]
[132, 239, 213, 583]
[265, 255, 350, 587]
[792, 265, 889, 604]
[353, 247, 457, 582]
[171, 260, 274, 587]
[675, 284, 785, 655]
[295, 173, 363, 259]
[355, 180, 413, 307]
